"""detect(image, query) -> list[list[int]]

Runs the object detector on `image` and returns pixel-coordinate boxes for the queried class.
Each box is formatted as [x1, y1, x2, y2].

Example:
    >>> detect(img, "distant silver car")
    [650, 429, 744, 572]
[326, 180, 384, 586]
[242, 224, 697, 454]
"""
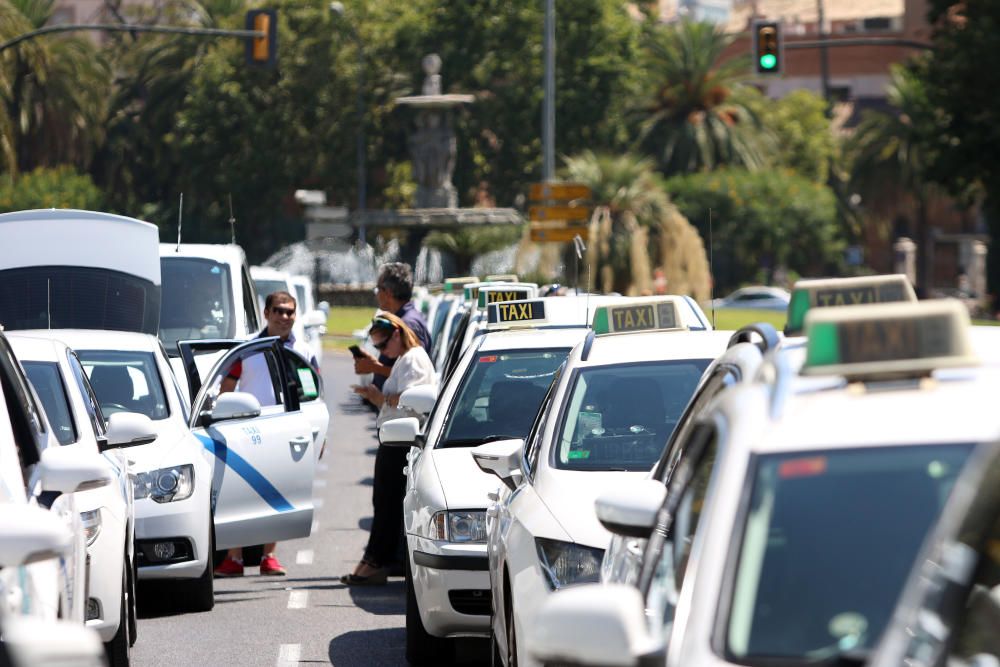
[711, 285, 790, 311]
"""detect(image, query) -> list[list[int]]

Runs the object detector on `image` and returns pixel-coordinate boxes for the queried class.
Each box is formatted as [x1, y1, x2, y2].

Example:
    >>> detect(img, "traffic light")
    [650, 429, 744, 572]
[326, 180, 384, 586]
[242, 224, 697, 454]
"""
[752, 20, 782, 75]
[245, 9, 277, 68]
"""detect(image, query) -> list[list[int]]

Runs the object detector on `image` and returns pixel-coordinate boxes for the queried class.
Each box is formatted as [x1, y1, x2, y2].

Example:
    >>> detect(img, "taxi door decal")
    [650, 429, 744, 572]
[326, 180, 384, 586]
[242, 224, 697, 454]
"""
[194, 432, 294, 513]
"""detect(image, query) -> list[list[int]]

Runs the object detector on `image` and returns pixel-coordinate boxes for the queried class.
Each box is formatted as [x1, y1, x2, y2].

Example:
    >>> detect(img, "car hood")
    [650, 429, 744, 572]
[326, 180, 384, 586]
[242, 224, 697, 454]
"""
[123, 417, 200, 472]
[432, 447, 503, 510]
[536, 469, 648, 548]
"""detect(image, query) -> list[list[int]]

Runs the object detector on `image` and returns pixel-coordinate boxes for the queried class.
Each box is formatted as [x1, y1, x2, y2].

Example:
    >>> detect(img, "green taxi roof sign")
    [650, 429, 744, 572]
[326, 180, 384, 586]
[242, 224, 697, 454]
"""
[592, 298, 683, 335]
[785, 274, 916, 336]
[443, 276, 479, 293]
[486, 299, 548, 328]
[802, 300, 976, 380]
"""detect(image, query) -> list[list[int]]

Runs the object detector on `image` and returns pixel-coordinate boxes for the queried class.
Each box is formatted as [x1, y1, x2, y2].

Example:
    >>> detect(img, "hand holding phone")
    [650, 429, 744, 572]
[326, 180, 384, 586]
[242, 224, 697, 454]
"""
[348, 345, 364, 358]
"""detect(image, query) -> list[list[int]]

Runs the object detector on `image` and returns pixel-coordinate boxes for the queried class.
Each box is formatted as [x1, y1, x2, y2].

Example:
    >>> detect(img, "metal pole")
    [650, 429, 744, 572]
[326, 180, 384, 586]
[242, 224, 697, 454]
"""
[542, 0, 555, 181]
[356, 43, 367, 247]
[816, 0, 832, 117]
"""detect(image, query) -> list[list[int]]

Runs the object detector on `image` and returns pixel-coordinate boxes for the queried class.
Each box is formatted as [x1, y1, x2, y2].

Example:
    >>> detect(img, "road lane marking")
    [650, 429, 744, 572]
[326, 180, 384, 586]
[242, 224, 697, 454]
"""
[311, 519, 320, 533]
[296, 549, 314, 565]
[288, 590, 309, 609]
[277, 644, 300, 667]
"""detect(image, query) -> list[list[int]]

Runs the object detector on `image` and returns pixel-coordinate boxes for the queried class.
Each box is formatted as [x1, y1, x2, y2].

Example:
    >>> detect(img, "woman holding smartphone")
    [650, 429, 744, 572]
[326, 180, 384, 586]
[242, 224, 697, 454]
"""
[345, 313, 435, 584]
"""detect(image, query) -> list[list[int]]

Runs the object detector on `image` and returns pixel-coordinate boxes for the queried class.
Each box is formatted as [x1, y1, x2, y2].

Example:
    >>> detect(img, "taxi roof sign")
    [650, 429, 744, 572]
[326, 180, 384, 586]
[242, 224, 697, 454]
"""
[464, 281, 537, 303]
[592, 298, 684, 335]
[485, 273, 519, 282]
[801, 300, 976, 380]
[785, 274, 916, 336]
[487, 299, 548, 328]
[478, 285, 537, 308]
[443, 276, 479, 293]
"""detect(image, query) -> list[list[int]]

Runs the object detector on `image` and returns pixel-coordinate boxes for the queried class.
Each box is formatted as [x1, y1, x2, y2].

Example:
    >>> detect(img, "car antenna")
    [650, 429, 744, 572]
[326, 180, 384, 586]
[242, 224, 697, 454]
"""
[709, 207, 716, 329]
[175, 192, 183, 252]
[228, 193, 237, 244]
[46, 279, 51, 329]
[572, 233, 586, 297]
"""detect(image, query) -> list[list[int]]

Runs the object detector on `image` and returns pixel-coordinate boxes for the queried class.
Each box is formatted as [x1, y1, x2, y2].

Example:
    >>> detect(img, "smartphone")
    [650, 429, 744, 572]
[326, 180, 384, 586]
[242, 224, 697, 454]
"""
[348, 345, 364, 358]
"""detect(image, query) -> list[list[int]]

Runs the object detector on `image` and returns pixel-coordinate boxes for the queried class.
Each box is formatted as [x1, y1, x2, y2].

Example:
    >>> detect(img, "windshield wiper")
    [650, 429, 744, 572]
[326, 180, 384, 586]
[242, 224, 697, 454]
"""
[440, 434, 520, 448]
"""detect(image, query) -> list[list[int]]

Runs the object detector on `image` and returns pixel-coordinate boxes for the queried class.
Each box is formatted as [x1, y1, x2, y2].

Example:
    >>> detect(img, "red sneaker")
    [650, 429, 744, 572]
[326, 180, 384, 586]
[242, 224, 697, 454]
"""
[260, 556, 286, 576]
[213, 557, 244, 578]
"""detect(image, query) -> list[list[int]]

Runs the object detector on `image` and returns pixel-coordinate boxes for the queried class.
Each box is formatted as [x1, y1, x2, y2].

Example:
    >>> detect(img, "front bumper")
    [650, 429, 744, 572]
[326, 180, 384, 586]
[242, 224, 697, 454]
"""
[133, 489, 209, 581]
[408, 536, 491, 637]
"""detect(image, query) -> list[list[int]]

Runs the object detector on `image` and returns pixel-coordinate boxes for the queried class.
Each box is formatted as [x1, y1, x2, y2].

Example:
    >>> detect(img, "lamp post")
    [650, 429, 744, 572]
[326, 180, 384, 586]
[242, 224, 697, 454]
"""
[330, 2, 367, 247]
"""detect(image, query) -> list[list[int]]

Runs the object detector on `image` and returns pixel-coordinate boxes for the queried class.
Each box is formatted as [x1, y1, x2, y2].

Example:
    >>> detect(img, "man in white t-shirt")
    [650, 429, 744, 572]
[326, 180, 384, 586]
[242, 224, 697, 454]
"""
[214, 291, 319, 578]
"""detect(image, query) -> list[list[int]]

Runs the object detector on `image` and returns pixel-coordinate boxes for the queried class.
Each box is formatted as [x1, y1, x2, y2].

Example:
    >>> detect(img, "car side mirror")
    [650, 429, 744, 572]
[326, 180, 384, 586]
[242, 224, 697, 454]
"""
[102, 412, 157, 451]
[303, 310, 327, 329]
[526, 583, 662, 667]
[208, 392, 261, 424]
[471, 439, 524, 491]
[380, 417, 422, 448]
[318, 301, 330, 316]
[398, 384, 438, 416]
[595, 480, 668, 539]
[0, 505, 73, 567]
[38, 446, 111, 494]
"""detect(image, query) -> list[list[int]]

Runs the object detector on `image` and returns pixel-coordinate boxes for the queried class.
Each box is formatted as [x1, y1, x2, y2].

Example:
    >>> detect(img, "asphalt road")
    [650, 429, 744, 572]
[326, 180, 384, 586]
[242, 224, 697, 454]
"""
[132, 351, 413, 667]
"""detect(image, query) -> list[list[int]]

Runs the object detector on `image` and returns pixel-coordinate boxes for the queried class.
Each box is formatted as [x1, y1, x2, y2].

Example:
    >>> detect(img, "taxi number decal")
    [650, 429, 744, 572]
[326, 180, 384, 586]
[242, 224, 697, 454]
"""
[838, 315, 950, 363]
[242, 425, 263, 446]
[485, 290, 529, 304]
[495, 301, 545, 322]
[814, 283, 908, 307]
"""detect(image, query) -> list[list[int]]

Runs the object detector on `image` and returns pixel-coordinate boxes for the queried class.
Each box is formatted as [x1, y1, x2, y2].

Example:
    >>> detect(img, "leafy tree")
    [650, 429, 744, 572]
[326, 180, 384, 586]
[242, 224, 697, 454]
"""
[666, 167, 844, 291]
[634, 20, 772, 176]
[0, 165, 103, 211]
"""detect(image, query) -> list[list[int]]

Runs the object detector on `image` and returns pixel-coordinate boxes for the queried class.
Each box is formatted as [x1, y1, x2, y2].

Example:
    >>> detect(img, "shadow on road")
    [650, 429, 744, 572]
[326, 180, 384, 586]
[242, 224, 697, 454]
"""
[328, 627, 406, 666]
[358, 516, 373, 531]
[359, 476, 374, 486]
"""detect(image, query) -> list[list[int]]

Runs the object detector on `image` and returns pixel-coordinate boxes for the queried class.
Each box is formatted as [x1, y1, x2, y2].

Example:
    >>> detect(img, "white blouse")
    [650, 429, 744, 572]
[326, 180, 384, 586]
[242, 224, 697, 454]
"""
[377, 346, 436, 427]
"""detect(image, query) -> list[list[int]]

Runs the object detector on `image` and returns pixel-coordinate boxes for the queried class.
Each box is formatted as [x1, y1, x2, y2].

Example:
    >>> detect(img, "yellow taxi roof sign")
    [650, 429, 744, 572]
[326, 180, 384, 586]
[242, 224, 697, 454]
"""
[464, 281, 537, 303]
[802, 300, 976, 380]
[477, 284, 538, 308]
[786, 274, 916, 336]
[486, 299, 549, 329]
[592, 298, 685, 335]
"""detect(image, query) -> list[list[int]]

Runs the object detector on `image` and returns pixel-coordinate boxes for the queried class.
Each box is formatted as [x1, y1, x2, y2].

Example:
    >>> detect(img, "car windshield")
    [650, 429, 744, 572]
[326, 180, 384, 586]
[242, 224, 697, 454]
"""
[725, 444, 974, 662]
[0, 266, 159, 334]
[77, 350, 170, 420]
[255, 279, 289, 301]
[438, 348, 568, 447]
[159, 256, 235, 350]
[556, 359, 710, 471]
[22, 361, 76, 445]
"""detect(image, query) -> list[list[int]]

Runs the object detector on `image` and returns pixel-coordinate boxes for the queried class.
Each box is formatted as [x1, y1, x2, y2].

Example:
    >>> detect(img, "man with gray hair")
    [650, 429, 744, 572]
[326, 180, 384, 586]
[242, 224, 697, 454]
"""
[354, 262, 430, 390]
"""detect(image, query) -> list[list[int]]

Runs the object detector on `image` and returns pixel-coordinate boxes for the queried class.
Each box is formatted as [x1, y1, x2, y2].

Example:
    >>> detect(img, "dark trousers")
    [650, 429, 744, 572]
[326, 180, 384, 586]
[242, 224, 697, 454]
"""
[363, 444, 408, 567]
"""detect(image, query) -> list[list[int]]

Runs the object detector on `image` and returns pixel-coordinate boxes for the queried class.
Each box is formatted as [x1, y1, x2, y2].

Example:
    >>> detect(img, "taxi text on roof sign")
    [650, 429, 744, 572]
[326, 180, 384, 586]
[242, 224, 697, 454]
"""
[487, 300, 547, 326]
[592, 299, 681, 335]
[478, 288, 532, 308]
[785, 274, 917, 336]
[801, 299, 976, 380]
[443, 276, 479, 293]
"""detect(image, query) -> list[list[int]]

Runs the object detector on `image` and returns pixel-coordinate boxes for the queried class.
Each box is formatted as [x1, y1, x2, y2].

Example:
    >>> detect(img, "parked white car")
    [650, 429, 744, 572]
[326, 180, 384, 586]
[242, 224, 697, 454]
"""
[288, 273, 328, 366]
[10, 333, 142, 665]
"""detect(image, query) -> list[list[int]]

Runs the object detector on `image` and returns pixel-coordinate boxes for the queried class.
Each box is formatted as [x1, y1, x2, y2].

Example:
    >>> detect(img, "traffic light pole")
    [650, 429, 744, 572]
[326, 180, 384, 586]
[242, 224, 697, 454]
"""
[0, 23, 264, 55]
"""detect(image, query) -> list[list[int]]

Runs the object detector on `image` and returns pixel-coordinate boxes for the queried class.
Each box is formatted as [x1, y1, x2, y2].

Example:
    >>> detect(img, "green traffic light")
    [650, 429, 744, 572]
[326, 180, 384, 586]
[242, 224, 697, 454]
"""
[760, 53, 777, 70]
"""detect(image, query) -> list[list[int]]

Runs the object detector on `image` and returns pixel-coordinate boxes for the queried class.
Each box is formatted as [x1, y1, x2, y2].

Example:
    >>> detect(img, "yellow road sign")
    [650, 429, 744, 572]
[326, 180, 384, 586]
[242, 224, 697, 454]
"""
[529, 205, 591, 222]
[530, 226, 589, 243]
[529, 183, 592, 202]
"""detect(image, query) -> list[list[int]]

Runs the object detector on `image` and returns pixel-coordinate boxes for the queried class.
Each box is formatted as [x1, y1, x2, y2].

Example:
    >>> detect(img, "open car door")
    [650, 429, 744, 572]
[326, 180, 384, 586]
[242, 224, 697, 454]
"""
[179, 338, 315, 550]
[282, 349, 329, 461]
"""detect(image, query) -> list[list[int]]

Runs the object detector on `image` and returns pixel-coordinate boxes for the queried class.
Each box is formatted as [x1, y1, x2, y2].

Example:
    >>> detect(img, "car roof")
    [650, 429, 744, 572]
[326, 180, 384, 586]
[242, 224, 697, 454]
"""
[250, 265, 291, 281]
[159, 243, 248, 266]
[19, 329, 162, 353]
[477, 327, 591, 352]
[6, 333, 69, 362]
[733, 365, 1000, 455]
[573, 330, 733, 367]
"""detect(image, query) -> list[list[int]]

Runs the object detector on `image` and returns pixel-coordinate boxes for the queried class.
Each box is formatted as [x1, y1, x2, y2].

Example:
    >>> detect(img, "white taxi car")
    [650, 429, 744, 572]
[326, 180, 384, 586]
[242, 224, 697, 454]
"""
[288, 273, 328, 366]
[474, 297, 730, 666]
[527, 300, 995, 667]
[10, 333, 144, 664]
[380, 296, 612, 664]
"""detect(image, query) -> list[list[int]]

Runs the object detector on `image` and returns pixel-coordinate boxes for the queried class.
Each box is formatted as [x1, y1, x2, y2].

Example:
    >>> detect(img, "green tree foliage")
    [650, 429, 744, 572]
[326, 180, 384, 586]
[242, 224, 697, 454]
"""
[666, 168, 843, 290]
[0, 165, 103, 211]
[563, 150, 709, 297]
[736, 87, 835, 183]
[635, 20, 772, 176]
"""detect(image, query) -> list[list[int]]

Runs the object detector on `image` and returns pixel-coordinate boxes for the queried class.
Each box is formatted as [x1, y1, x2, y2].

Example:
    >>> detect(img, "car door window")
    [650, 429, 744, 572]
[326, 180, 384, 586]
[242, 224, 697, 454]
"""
[22, 361, 77, 445]
[206, 347, 286, 413]
[654, 367, 736, 483]
[645, 425, 718, 639]
[0, 337, 46, 467]
[949, 511, 1000, 661]
[242, 266, 260, 333]
[526, 369, 562, 477]
[282, 349, 321, 402]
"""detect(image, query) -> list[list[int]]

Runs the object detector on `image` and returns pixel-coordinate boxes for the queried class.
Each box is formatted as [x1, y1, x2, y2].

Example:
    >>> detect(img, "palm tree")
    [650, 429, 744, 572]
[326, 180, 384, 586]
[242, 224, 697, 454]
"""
[636, 20, 772, 176]
[562, 150, 709, 298]
[848, 63, 940, 292]
[425, 226, 522, 275]
[0, 0, 109, 173]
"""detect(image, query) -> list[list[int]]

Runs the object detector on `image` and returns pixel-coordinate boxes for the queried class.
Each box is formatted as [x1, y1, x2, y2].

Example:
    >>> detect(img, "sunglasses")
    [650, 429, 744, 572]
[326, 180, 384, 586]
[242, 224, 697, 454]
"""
[270, 306, 295, 317]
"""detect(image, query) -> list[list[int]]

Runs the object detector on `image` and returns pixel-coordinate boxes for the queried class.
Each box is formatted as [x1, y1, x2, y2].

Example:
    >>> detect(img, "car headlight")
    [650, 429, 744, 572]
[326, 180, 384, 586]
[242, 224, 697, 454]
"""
[535, 537, 604, 590]
[133, 465, 194, 503]
[428, 510, 488, 543]
[80, 509, 101, 547]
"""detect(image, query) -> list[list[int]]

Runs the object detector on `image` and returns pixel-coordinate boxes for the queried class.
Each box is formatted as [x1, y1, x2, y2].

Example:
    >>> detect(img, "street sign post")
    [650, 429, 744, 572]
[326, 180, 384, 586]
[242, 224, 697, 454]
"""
[528, 182, 592, 242]
[529, 183, 592, 202]
[528, 205, 591, 222]
[530, 226, 589, 243]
